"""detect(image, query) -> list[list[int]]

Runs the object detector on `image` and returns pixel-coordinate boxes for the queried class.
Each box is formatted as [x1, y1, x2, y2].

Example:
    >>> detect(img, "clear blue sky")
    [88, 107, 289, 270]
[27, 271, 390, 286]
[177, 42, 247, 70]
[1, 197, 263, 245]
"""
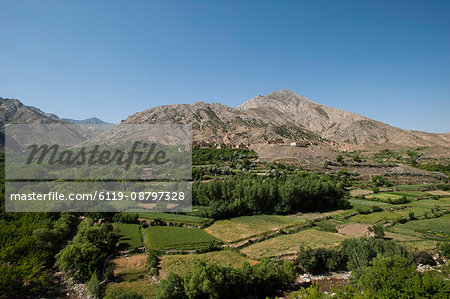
[1, 0, 449, 132]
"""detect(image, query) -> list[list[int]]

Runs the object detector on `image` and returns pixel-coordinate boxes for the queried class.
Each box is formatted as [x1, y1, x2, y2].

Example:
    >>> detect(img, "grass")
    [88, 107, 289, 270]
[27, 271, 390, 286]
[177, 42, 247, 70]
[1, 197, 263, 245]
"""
[104, 279, 157, 299]
[204, 215, 307, 243]
[110, 254, 147, 276]
[240, 228, 348, 259]
[144, 226, 219, 250]
[138, 212, 209, 225]
[160, 250, 258, 277]
[349, 206, 431, 224]
[114, 223, 143, 251]
[391, 213, 450, 241]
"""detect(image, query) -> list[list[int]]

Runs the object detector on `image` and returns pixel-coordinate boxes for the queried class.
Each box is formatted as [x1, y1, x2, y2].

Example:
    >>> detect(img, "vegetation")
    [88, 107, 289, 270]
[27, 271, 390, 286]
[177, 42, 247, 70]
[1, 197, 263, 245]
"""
[0, 209, 77, 296]
[56, 219, 118, 281]
[204, 215, 307, 243]
[241, 229, 348, 259]
[156, 258, 296, 299]
[194, 172, 348, 219]
[192, 148, 257, 165]
[115, 223, 143, 251]
[143, 226, 220, 250]
[160, 250, 257, 277]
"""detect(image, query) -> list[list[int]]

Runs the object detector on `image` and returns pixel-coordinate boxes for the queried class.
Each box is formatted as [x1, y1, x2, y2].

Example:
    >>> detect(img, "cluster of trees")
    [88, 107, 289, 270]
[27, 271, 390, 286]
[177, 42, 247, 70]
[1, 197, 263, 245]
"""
[295, 238, 450, 298]
[0, 206, 77, 296]
[297, 238, 413, 275]
[294, 255, 449, 298]
[56, 219, 118, 281]
[192, 148, 257, 165]
[193, 172, 349, 219]
[156, 258, 296, 299]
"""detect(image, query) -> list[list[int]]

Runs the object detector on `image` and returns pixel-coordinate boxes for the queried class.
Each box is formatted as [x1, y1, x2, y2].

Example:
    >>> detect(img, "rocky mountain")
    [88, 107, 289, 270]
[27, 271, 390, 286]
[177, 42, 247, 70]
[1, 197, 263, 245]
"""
[0, 98, 106, 147]
[122, 90, 450, 149]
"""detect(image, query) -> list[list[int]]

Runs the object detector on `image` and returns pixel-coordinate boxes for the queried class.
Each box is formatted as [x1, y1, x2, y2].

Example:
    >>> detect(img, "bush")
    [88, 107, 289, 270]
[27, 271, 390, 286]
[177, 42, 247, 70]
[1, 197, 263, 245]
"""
[368, 224, 385, 239]
[297, 246, 345, 274]
[414, 251, 436, 266]
[147, 249, 160, 269]
[315, 220, 337, 233]
[156, 273, 186, 299]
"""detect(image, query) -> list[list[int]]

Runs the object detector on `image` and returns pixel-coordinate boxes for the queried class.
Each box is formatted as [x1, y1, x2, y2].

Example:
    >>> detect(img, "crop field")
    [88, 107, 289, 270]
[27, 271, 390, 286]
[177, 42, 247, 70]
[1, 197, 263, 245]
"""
[109, 254, 147, 281]
[144, 226, 219, 250]
[349, 198, 393, 209]
[204, 215, 307, 243]
[104, 279, 157, 299]
[391, 213, 450, 241]
[138, 212, 210, 225]
[240, 229, 348, 259]
[160, 250, 258, 277]
[114, 223, 143, 251]
[349, 207, 430, 224]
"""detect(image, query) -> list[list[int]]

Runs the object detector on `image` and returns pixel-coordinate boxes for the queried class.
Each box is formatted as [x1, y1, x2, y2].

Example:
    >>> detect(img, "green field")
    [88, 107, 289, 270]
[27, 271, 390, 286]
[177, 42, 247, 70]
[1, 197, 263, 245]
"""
[160, 250, 258, 277]
[240, 229, 348, 259]
[144, 226, 219, 250]
[114, 223, 143, 251]
[349, 207, 430, 224]
[138, 212, 209, 225]
[204, 215, 307, 243]
[391, 213, 450, 241]
[105, 280, 157, 299]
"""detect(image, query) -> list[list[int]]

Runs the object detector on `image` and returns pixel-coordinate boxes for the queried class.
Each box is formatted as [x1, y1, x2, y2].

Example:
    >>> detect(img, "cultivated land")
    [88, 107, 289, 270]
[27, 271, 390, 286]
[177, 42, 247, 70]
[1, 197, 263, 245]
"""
[109, 254, 147, 277]
[391, 213, 450, 240]
[144, 226, 220, 250]
[114, 223, 143, 251]
[240, 228, 349, 259]
[204, 215, 307, 243]
[104, 280, 157, 299]
[159, 250, 258, 277]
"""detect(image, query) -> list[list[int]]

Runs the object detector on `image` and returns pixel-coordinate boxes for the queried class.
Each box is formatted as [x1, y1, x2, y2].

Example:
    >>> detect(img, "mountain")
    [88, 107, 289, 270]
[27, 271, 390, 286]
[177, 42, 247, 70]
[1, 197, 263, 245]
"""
[122, 90, 450, 149]
[0, 98, 62, 126]
[62, 117, 112, 125]
[0, 98, 107, 147]
[28, 106, 61, 121]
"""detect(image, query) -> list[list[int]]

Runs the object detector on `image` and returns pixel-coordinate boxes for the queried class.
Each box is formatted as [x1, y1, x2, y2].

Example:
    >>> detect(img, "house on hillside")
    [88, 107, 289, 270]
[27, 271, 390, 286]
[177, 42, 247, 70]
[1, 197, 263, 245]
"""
[290, 141, 309, 147]
[268, 138, 284, 145]
[232, 143, 248, 149]
[192, 141, 212, 149]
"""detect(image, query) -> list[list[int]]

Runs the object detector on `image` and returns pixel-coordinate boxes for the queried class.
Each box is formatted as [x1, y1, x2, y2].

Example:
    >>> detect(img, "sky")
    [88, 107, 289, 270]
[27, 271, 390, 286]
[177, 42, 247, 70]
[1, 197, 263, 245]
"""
[1, 0, 449, 132]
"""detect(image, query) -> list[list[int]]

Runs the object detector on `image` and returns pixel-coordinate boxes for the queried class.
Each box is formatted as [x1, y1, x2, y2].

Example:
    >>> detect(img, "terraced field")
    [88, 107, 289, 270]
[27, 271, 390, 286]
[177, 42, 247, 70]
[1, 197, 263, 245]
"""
[109, 254, 147, 281]
[114, 223, 143, 251]
[240, 228, 348, 259]
[391, 213, 450, 241]
[349, 207, 430, 224]
[104, 279, 157, 299]
[144, 226, 220, 250]
[204, 215, 307, 243]
[160, 250, 258, 277]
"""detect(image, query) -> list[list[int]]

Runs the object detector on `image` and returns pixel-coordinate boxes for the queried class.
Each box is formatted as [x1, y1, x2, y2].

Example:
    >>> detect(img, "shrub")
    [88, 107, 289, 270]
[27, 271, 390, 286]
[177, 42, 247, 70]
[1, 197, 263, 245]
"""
[368, 224, 385, 239]
[297, 246, 345, 274]
[414, 251, 436, 266]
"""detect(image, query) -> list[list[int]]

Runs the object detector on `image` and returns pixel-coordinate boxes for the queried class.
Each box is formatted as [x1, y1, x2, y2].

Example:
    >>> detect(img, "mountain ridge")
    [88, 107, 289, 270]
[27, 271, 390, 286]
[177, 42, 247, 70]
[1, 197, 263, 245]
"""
[122, 90, 450, 149]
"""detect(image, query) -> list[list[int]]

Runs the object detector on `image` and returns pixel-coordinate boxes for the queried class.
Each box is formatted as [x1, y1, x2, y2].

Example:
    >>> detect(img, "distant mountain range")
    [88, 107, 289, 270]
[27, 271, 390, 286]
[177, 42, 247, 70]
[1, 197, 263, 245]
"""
[26, 102, 111, 125]
[1, 91, 449, 150]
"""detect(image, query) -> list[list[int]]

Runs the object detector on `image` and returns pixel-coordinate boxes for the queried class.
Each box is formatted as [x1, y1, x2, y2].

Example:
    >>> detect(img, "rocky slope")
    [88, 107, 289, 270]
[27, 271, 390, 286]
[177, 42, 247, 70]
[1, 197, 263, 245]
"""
[123, 90, 450, 149]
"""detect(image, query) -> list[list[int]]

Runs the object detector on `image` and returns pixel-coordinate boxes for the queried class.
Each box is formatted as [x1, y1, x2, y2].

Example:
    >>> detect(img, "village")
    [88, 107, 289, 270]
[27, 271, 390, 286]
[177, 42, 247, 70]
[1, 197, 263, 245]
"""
[192, 137, 313, 150]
